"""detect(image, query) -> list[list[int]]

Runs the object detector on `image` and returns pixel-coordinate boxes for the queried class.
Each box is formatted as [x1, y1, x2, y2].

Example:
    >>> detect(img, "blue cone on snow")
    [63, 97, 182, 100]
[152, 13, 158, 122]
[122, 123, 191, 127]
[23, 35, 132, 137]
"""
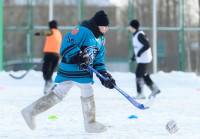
[128, 115, 138, 119]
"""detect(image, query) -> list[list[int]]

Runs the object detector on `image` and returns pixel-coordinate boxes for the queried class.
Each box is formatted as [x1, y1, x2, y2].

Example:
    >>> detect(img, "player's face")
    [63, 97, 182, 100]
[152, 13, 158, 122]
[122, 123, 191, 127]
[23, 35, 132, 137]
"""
[98, 26, 108, 34]
[129, 26, 136, 33]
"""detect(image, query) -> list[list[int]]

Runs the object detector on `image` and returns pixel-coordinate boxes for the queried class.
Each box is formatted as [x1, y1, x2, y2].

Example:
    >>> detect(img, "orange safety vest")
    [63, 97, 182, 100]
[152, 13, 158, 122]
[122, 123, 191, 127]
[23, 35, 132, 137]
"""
[43, 28, 62, 54]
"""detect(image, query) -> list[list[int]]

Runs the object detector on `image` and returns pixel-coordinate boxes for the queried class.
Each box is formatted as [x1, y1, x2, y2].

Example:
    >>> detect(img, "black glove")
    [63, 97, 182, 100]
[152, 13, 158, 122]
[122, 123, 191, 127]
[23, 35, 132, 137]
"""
[131, 54, 136, 62]
[98, 72, 116, 89]
[34, 32, 40, 36]
[77, 51, 90, 70]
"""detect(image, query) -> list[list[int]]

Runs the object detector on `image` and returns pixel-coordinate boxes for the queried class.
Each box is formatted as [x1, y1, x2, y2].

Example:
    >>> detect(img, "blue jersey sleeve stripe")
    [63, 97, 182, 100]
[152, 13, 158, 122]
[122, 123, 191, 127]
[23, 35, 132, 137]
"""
[97, 69, 106, 73]
[68, 51, 79, 58]
[93, 63, 104, 69]
[61, 44, 77, 56]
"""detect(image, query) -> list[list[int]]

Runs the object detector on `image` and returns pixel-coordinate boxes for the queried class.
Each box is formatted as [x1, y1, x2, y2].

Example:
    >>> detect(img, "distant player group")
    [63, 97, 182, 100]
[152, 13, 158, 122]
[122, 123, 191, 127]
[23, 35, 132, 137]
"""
[21, 10, 160, 133]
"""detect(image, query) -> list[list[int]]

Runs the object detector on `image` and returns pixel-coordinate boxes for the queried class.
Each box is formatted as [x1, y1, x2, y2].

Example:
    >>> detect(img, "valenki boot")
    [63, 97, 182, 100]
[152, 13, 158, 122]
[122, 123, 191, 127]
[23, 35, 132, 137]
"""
[80, 96, 107, 133]
[21, 91, 62, 130]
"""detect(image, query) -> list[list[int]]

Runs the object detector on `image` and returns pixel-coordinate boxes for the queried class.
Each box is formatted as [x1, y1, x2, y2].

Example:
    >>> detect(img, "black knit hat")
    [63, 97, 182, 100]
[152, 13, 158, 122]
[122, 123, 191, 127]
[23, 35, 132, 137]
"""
[130, 19, 139, 29]
[93, 10, 109, 26]
[49, 20, 57, 29]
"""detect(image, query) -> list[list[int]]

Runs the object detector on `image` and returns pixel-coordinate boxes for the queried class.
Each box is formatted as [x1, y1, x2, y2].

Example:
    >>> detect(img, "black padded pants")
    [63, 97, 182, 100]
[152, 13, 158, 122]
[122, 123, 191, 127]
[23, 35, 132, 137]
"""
[42, 53, 60, 81]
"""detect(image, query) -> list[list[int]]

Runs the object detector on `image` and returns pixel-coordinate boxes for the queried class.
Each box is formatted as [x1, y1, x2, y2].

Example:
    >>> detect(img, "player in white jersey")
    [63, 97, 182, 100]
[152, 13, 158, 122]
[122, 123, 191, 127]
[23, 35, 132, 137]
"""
[129, 19, 160, 99]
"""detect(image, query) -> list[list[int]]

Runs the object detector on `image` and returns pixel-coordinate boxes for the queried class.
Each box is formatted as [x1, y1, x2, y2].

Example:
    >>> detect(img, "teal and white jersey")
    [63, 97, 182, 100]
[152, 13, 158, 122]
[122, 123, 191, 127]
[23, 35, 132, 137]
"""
[55, 26, 106, 84]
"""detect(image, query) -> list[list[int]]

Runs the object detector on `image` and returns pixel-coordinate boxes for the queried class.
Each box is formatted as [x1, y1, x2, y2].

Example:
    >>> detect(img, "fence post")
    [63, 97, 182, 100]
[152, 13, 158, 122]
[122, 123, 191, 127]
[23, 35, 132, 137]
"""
[0, 0, 3, 71]
[128, 0, 135, 73]
[178, 0, 185, 71]
[78, 0, 84, 25]
[181, 0, 185, 71]
[152, 0, 157, 73]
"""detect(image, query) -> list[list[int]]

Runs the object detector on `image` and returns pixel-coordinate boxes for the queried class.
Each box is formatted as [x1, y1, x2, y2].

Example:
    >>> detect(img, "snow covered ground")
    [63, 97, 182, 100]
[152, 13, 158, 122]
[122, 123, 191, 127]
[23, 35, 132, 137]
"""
[0, 70, 200, 139]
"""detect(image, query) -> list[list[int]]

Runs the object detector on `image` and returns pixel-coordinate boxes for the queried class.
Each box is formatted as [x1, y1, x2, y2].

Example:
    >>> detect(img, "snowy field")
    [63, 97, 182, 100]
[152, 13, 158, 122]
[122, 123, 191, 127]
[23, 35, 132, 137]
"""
[0, 70, 200, 139]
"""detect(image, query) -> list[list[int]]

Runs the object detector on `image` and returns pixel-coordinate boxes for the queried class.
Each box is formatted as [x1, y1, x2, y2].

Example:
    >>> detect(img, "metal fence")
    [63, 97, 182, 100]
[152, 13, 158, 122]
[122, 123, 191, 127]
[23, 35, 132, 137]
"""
[1, 0, 200, 74]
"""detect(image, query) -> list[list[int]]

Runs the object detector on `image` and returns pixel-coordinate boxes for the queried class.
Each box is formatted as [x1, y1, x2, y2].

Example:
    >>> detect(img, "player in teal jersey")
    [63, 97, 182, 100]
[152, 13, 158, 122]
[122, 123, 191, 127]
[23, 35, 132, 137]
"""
[21, 10, 116, 133]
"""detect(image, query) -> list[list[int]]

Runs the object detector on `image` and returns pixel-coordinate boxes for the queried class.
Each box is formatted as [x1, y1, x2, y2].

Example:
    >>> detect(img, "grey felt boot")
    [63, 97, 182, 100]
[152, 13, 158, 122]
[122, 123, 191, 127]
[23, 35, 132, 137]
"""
[21, 91, 62, 130]
[148, 83, 161, 98]
[132, 78, 145, 99]
[81, 96, 107, 133]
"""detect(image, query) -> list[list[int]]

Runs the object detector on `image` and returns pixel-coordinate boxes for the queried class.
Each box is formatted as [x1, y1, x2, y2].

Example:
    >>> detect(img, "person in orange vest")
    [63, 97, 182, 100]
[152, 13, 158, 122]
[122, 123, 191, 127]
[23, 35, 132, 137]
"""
[35, 20, 62, 94]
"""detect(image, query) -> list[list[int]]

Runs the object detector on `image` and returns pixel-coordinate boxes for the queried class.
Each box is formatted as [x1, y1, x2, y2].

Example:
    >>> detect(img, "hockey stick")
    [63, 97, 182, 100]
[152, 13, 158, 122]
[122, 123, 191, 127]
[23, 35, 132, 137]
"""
[9, 64, 37, 79]
[88, 66, 155, 110]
